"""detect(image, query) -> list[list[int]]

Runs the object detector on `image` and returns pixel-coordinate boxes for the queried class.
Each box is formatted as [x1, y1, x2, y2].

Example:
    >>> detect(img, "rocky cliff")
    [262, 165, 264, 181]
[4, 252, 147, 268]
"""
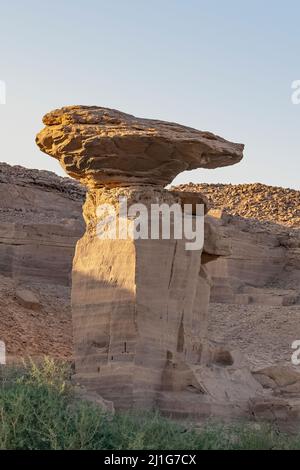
[175, 183, 300, 306]
[0, 162, 84, 285]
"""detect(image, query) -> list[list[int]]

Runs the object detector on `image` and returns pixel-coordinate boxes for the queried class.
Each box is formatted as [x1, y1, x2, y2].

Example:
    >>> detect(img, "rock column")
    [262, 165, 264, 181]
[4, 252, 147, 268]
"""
[37, 106, 255, 415]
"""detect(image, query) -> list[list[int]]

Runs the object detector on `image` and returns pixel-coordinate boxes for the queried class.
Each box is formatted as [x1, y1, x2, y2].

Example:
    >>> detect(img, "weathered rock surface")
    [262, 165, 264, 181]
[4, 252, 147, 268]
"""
[36, 106, 257, 417]
[36, 106, 244, 188]
[72, 186, 205, 408]
[1, 160, 297, 302]
[34, 105, 300, 425]
[175, 182, 300, 304]
[0, 162, 84, 285]
[207, 215, 300, 304]
[208, 302, 300, 370]
[253, 366, 300, 396]
[71, 185, 266, 415]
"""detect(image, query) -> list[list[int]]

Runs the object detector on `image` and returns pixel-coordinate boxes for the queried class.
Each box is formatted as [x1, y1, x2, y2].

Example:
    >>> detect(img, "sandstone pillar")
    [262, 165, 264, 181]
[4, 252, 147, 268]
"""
[37, 106, 265, 418]
[71, 186, 207, 408]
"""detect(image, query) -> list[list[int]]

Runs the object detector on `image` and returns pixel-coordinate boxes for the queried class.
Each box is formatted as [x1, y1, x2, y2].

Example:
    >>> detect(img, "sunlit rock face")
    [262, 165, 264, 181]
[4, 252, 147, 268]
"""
[36, 105, 244, 188]
[72, 186, 210, 409]
[37, 105, 270, 420]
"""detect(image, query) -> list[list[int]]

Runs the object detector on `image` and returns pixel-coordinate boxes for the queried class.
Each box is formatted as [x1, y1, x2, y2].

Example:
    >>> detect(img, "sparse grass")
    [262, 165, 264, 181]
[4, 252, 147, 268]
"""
[0, 358, 299, 450]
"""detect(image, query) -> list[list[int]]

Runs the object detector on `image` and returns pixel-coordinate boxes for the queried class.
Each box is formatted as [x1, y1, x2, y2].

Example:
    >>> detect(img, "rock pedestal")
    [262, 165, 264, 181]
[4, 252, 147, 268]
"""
[37, 106, 268, 418]
[72, 186, 211, 408]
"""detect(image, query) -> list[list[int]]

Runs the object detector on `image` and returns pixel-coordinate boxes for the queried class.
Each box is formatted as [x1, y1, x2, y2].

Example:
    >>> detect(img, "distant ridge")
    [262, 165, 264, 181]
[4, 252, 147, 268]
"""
[175, 182, 300, 228]
[1, 162, 299, 227]
[0, 162, 85, 201]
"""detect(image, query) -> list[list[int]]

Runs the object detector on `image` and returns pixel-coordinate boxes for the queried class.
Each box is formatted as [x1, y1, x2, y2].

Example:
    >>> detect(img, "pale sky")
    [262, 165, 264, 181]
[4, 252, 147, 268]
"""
[0, 0, 299, 189]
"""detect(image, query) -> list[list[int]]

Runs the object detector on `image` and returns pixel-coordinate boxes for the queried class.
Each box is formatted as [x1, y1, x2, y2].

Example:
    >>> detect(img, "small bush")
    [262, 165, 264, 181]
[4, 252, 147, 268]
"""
[0, 358, 299, 450]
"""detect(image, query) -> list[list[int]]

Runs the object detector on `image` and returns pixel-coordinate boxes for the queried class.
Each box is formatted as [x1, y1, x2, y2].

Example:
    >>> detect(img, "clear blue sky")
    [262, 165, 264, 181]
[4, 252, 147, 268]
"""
[0, 0, 299, 188]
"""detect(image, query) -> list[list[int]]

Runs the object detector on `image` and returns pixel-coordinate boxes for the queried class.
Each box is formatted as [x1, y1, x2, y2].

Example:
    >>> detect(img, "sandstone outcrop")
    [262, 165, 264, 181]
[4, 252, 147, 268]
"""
[1, 161, 298, 303]
[35, 106, 300, 426]
[36, 106, 244, 188]
[198, 213, 300, 305]
[36, 106, 264, 418]
[0, 162, 84, 286]
[70, 183, 271, 417]
[174, 183, 300, 304]
[253, 366, 300, 396]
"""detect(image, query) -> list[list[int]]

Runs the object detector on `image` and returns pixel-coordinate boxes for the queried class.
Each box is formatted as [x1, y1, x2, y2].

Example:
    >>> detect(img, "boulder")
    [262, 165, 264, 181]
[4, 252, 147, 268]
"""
[15, 287, 40, 310]
[73, 385, 114, 413]
[253, 366, 300, 396]
[36, 105, 244, 188]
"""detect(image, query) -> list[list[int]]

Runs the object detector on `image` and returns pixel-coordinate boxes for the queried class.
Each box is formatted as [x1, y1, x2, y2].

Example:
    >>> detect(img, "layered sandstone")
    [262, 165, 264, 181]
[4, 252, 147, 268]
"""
[72, 186, 206, 407]
[35, 105, 300, 425]
[0, 163, 84, 285]
[36, 106, 244, 188]
[36, 106, 269, 417]
[175, 183, 300, 304]
[71, 184, 267, 416]
[204, 214, 300, 304]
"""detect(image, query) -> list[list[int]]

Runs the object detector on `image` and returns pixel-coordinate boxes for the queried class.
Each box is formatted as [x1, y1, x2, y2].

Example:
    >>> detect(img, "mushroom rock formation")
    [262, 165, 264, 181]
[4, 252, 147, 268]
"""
[36, 106, 264, 418]
[36, 105, 244, 188]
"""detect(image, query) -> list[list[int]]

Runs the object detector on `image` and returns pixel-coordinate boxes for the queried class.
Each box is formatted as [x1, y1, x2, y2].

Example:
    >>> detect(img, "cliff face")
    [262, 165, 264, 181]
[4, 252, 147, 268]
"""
[203, 214, 300, 305]
[0, 162, 85, 285]
[175, 183, 300, 305]
[0, 163, 85, 360]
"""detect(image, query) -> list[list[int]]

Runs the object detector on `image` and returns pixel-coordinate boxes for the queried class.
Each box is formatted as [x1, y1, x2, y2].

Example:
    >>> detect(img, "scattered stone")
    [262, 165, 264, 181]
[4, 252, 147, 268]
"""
[175, 182, 300, 228]
[73, 385, 114, 413]
[15, 287, 40, 311]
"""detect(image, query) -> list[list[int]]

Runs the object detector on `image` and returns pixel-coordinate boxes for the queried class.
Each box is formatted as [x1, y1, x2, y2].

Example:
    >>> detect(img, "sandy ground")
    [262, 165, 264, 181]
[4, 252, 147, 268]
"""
[0, 275, 72, 361]
[1, 270, 300, 374]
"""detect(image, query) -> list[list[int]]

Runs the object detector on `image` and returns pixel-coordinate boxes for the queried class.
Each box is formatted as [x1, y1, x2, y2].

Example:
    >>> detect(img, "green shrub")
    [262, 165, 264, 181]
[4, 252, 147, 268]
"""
[0, 358, 299, 450]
